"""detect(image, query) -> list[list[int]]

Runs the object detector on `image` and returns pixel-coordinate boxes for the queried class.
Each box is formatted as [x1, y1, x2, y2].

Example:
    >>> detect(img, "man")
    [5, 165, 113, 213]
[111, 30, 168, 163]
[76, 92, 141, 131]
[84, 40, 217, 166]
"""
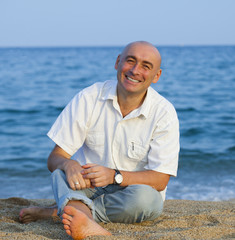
[19, 41, 179, 240]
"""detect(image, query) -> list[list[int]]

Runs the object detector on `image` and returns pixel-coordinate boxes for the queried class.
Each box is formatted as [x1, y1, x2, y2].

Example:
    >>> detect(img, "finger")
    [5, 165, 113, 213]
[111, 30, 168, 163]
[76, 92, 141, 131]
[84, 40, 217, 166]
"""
[68, 179, 76, 190]
[83, 171, 100, 180]
[81, 166, 100, 175]
[91, 182, 103, 188]
[79, 172, 90, 189]
[68, 178, 82, 190]
[84, 178, 91, 188]
[75, 174, 90, 190]
[73, 179, 87, 190]
[82, 163, 97, 169]
[74, 182, 81, 190]
[78, 179, 87, 190]
[90, 177, 106, 187]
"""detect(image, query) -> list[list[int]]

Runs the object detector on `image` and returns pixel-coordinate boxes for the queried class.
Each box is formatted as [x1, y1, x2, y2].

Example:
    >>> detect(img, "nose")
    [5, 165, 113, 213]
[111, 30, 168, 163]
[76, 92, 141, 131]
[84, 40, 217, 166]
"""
[130, 63, 140, 75]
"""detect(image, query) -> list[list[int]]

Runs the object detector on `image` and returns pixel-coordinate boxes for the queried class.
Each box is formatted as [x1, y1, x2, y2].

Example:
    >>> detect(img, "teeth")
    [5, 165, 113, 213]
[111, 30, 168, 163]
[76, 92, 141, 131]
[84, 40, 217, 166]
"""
[127, 77, 140, 83]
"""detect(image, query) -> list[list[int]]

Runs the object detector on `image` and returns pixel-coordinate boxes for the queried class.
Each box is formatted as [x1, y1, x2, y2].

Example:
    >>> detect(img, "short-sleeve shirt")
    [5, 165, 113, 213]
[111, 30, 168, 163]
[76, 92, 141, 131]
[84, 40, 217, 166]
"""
[47, 80, 180, 200]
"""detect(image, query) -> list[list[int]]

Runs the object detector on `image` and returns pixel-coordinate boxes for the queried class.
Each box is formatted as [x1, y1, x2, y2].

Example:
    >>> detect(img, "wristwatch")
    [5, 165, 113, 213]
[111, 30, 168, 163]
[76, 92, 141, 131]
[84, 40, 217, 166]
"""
[114, 169, 123, 185]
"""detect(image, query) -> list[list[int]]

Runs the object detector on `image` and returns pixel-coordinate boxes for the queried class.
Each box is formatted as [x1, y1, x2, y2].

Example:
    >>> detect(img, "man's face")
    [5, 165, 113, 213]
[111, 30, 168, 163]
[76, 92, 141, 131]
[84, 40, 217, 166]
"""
[115, 43, 162, 97]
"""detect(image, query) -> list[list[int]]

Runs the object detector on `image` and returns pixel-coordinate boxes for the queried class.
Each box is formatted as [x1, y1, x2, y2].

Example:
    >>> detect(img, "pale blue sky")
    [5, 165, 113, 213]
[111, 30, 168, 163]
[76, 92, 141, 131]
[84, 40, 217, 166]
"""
[0, 0, 235, 47]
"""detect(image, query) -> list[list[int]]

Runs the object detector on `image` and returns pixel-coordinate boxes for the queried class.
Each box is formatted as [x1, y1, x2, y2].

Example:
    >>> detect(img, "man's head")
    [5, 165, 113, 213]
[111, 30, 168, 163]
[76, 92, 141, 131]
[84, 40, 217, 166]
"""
[115, 41, 162, 97]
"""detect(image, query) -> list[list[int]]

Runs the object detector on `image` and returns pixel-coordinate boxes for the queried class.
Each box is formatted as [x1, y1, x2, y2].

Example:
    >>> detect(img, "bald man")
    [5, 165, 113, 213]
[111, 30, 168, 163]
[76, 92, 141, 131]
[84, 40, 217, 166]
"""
[20, 41, 180, 239]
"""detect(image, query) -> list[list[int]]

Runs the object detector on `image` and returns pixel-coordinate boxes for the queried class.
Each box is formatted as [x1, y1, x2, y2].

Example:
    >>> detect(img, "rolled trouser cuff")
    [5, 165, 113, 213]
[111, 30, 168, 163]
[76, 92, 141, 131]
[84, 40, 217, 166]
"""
[51, 169, 95, 219]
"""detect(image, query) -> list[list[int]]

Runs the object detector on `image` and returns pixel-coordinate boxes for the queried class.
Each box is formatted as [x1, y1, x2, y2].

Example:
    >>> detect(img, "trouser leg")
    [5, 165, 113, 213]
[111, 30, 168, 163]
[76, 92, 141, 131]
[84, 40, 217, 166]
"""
[93, 184, 164, 223]
[51, 170, 163, 223]
[51, 169, 97, 217]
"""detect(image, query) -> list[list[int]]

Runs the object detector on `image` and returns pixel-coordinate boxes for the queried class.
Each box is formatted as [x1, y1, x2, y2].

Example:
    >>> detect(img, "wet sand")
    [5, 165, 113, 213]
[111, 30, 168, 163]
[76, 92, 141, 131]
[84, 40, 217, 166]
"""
[0, 198, 234, 239]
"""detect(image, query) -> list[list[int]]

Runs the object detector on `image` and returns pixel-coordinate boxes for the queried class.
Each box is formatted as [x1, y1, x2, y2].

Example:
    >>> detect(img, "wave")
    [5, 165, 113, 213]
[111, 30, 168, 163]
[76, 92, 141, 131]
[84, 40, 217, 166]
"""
[176, 107, 198, 112]
[0, 109, 40, 114]
[0, 105, 64, 114]
[181, 127, 204, 137]
[227, 145, 235, 152]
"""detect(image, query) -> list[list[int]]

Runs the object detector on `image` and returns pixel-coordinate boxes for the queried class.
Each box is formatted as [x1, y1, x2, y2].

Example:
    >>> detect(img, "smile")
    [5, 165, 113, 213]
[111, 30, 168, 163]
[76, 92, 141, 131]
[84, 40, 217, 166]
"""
[127, 76, 141, 83]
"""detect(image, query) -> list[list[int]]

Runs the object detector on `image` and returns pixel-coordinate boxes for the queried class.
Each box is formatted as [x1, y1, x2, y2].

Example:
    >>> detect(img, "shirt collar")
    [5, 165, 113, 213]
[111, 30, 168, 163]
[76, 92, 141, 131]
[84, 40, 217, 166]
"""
[100, 80, 154, 119]
[132, 88, 153, 119]
[100, 80, 117, 101]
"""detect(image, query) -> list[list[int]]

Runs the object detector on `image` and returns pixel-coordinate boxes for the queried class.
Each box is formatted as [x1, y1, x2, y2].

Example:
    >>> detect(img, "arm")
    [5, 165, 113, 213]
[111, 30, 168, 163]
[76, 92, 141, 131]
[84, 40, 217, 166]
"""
[82, 164, 170, 192]
[47, 144, 72, 172]
[119, 170, 170, 191]
[48, 145, 91, 190]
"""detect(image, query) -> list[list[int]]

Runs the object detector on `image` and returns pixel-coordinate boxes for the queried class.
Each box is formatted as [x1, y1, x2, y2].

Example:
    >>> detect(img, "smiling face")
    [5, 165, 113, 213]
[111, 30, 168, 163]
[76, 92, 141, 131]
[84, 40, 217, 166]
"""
[115, 41, 162, 98]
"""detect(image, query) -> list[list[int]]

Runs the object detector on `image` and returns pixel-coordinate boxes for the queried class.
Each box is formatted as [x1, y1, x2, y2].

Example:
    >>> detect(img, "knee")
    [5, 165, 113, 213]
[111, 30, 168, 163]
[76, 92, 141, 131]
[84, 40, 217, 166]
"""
[123, 185, 163, 220]
[127, 185, 162, 205]
[51, 169, 66, 182]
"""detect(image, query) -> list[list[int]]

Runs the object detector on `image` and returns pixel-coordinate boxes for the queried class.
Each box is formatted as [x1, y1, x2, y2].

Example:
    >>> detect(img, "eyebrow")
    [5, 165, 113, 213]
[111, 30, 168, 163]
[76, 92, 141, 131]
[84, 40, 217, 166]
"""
[125, 55, 154, 69]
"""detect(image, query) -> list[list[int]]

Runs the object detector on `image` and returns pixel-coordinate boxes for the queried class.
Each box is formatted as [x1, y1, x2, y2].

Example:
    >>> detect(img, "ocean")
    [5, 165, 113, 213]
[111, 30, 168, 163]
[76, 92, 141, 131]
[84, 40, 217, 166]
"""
[0, 46, 234, 201]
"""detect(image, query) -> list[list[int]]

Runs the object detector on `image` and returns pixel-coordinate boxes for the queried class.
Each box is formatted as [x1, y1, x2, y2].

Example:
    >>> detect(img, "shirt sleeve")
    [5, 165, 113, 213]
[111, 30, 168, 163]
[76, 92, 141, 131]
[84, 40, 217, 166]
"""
[47, 90, 93, 156]
[145, 110, 180, 177]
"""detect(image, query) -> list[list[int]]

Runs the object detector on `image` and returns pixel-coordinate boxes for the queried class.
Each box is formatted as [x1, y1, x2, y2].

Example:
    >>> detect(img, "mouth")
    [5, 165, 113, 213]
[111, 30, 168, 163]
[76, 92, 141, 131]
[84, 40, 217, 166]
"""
[126, 76, 141, 83]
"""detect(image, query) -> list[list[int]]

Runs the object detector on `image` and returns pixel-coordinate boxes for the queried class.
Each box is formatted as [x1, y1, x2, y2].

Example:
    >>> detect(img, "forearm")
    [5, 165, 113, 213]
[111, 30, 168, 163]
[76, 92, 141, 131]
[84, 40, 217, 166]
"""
[47, 145, 91, 190]
[47, 145, 74, 172]
[119, 170, 170, 192]
[48, 153, 68, 172]
[82, 164, 170, 191]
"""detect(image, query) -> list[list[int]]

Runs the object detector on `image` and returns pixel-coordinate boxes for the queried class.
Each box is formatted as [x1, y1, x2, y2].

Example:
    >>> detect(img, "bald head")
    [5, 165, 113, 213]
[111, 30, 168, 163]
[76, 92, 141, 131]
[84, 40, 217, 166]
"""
[120, 41, 162, 70]
[115, 40, 162, 96]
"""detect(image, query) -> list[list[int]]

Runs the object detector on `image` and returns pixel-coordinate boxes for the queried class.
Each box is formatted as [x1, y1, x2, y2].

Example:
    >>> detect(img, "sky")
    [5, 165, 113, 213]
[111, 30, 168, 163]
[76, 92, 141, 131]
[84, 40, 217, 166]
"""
[0, 0, 235, 47]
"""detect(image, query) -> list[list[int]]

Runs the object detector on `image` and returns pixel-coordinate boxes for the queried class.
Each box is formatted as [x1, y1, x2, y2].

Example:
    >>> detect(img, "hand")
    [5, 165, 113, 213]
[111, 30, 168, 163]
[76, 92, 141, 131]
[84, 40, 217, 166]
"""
[81, 164, 115, 188]
[63, 160, 91, 190]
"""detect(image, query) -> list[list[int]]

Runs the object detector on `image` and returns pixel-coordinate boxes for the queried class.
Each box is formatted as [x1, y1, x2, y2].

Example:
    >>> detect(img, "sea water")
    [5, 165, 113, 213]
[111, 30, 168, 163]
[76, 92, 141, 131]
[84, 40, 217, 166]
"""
[0, 46, 234, 201]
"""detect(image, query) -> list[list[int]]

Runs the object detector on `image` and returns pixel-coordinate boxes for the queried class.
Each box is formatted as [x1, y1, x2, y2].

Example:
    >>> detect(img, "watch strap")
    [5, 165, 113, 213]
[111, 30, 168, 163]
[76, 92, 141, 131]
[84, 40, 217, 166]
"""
[115, 169, 121, 175]
[114, 169, 122, 184]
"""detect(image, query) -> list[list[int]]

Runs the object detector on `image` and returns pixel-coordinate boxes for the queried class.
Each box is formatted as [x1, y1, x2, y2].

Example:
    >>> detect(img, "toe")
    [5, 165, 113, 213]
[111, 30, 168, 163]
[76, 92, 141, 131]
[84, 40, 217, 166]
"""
[62, 218, 71, 225]
[63, 224, 70, 230]
[20, 216, 32, 224]
[65, 229, 72, 236]
[62, 213, 73, 221]
[63, 206, 77, 216]
[19, 209, 26, 218]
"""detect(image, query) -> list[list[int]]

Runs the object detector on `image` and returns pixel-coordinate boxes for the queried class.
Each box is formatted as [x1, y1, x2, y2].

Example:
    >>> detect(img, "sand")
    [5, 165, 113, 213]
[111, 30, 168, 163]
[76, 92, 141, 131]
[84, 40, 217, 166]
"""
[0, 197, 234, 240]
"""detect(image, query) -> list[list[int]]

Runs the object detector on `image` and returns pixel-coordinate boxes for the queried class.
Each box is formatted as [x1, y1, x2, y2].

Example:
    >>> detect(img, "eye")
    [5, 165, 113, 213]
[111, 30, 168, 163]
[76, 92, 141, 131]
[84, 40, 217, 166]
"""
[127, 59, 135, 63]
[143, 64, 151, 70]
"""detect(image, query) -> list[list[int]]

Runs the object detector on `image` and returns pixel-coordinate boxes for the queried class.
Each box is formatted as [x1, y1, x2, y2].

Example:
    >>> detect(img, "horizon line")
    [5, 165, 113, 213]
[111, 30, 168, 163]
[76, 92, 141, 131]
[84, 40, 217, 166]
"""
[0, 43, 235, 49]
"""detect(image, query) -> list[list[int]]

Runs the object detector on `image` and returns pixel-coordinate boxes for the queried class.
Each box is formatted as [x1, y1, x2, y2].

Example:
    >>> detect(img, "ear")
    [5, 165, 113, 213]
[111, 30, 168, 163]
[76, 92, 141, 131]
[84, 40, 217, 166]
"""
[152, 69, 162, 84]
[114, 55, 121, 70]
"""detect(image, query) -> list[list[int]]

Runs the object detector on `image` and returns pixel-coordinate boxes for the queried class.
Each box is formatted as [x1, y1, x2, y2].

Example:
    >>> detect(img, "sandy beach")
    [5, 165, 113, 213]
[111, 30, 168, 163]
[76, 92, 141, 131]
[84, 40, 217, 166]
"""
[0, 198, 234, 240]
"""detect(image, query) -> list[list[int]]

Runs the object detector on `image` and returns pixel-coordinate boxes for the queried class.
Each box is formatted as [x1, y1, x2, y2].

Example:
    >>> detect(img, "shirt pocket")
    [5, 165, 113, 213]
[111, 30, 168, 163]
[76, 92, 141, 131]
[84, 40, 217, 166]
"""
[86, 132, 105, 147]
[127, 141, 149, 161]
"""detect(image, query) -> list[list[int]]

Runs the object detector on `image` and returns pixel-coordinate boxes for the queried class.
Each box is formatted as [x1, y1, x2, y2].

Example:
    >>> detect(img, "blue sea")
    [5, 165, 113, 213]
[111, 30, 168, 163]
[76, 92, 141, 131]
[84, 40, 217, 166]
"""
[0, 46, 234, 201]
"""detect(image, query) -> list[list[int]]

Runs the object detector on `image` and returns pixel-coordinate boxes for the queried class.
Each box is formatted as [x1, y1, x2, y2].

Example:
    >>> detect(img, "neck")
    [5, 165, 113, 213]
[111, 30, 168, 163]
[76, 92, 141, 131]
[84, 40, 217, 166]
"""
[117, 89, 147, 117]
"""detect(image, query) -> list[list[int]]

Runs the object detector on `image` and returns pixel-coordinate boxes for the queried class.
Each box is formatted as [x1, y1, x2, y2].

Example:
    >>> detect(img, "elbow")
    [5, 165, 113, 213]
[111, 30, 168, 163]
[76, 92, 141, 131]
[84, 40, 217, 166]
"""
[47, 154, 53, 172]
[153, 173, 170, 191]
[47, 159, 52, 172]
[153, 179, 169, 192]
[155, 185, 167, 192]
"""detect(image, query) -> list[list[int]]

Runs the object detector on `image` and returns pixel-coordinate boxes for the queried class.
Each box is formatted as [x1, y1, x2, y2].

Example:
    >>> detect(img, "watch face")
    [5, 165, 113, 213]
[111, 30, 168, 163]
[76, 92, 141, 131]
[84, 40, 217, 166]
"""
[115, 174, 123, 184]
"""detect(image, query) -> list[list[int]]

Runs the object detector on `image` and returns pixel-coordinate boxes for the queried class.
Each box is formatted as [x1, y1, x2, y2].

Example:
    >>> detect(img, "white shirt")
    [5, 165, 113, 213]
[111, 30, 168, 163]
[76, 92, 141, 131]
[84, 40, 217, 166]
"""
[47, 80, 180, 200]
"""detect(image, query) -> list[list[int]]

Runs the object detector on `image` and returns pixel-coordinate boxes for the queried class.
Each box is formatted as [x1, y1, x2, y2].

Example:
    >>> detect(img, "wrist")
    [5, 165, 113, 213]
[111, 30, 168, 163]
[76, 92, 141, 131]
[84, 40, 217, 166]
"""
[61, 159, 70, 171]
[62, 159, 80, 172]
[113, 169, 123, 185]
[110, 169, 116, 184]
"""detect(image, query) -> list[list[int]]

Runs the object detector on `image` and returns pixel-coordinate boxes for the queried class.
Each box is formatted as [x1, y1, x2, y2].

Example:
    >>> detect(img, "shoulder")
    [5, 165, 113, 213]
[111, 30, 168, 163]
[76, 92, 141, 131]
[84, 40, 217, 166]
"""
[79, 80, 115, 98]
[149, 87, 177, 118]
[66, 80, 116, 109]
[146, 87, 179, 130]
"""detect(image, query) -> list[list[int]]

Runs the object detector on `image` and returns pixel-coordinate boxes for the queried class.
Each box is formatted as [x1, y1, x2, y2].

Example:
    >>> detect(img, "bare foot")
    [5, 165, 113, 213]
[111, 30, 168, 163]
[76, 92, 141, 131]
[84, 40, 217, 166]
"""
[19, 205, 57, 223]
[62, 206, 111, 240]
